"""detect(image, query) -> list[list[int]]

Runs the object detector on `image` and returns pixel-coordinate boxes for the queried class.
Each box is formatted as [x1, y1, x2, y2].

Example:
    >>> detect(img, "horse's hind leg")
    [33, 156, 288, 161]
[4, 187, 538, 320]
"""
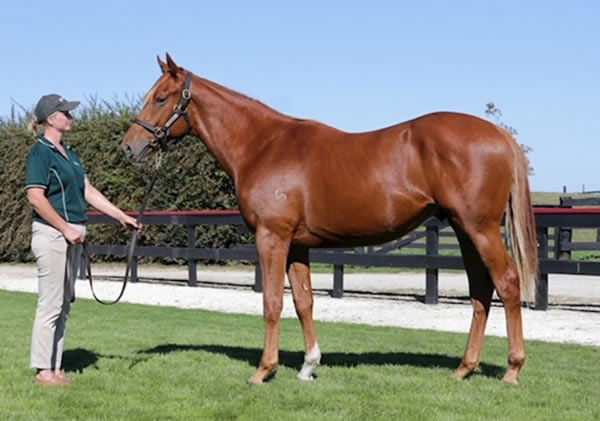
[452, 226, 495, 380]
[286, 245, 321, 380]
[457, 224, 526, 385]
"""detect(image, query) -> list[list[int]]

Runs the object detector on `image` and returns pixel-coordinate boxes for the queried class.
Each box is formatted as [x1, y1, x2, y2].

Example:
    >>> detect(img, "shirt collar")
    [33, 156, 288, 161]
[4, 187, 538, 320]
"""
[38, 136, 66, 151]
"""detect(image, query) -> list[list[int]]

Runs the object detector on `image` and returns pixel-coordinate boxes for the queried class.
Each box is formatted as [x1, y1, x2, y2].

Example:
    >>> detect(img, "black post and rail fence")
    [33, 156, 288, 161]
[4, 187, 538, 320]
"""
[81, 206, 600, 311]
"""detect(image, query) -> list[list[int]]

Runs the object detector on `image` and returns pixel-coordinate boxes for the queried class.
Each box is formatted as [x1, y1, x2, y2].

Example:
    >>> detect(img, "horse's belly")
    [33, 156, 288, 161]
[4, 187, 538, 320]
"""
[293, 203, 436, 248]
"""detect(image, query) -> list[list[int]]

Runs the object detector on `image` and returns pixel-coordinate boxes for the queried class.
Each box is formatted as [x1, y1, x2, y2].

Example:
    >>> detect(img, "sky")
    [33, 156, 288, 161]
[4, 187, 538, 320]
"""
[2, 1, 598, 192]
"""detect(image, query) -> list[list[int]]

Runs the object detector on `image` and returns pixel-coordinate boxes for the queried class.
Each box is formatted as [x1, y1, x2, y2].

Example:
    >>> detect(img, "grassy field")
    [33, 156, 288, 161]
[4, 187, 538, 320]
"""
[532, 191, 600, 206]
[1, 290, 598, 420]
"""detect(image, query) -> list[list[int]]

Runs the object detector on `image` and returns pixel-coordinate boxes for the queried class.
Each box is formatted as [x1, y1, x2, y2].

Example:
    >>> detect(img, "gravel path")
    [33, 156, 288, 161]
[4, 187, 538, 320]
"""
[1, 263, 598, 347]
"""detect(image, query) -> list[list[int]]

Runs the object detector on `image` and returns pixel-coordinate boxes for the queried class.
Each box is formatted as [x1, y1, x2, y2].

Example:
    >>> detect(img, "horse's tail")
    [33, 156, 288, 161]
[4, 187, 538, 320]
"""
[502, 128, 539, 300]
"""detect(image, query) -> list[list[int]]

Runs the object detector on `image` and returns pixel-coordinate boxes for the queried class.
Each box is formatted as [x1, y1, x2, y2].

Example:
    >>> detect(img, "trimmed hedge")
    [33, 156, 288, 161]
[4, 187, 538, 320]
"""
[0, 104, 251, 263]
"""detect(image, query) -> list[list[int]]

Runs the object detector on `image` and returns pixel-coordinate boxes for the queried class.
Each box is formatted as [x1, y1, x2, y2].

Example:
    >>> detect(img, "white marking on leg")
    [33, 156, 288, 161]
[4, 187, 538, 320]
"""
[297, 343, 321, 381]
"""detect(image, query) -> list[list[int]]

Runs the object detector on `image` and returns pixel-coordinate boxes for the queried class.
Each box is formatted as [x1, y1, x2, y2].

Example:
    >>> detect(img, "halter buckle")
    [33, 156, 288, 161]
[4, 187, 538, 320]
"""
[154, 127, 166, 139]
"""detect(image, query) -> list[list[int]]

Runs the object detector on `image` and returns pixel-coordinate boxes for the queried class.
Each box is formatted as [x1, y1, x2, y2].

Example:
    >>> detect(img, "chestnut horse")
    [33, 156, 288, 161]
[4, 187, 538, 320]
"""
[122, 54, 538, 385]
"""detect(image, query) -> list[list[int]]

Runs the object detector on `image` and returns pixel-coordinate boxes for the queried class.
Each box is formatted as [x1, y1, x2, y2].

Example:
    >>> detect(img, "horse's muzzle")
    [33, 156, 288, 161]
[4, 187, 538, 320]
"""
[121, 141, 151, 162]
[122, 143, 135, 160]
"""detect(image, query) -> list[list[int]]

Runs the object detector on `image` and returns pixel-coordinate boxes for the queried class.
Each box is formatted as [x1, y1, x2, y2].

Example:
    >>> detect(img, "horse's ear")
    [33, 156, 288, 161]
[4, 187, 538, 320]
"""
[165, 53, 180, 78]
[157, 55, 169, 74]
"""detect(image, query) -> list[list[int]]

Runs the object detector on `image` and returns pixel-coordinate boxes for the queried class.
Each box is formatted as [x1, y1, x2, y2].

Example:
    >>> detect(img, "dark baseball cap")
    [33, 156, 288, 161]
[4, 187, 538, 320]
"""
[34, 94, 80, 123]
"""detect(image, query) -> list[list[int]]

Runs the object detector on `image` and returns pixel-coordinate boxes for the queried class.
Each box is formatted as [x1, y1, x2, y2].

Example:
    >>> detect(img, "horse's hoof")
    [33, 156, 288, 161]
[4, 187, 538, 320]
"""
[452, 368, 470, 381]
[247, 377, 264, 386]
[297, 344, 321, 381]
[248, 367, 276, 385]
[501, 374, 519, 386]
[297, 372, 315, 381]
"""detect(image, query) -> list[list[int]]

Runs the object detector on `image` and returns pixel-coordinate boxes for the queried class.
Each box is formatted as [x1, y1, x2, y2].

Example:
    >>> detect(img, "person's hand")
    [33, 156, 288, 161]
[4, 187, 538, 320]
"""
[63, 225, 85, 244]
[120, 214, 143, 234]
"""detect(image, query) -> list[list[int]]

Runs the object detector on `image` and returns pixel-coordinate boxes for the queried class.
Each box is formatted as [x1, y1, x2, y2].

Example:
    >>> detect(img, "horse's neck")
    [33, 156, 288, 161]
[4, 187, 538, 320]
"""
[188, 78, 280, 183]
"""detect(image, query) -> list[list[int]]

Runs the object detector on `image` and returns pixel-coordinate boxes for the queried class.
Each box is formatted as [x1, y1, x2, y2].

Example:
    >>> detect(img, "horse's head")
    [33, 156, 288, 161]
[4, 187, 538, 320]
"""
[121, 54, 192, 162]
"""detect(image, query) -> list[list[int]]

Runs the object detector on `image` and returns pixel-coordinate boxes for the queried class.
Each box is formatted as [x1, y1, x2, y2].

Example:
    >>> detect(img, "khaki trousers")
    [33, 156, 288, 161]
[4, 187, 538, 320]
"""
[30, 220, 86, 370]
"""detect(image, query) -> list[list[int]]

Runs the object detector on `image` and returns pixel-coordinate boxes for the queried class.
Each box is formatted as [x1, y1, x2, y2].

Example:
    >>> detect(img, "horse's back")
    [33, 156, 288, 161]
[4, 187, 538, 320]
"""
[299, 111, 513, 203]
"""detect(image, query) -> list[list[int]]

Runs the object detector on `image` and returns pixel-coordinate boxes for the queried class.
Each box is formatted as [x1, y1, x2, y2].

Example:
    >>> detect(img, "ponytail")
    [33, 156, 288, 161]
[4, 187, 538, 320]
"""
[27, 116, 41, 136]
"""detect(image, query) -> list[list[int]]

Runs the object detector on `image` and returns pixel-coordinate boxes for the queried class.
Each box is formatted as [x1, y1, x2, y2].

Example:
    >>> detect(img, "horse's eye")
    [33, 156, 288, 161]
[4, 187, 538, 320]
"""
[156, 97, 167, 104]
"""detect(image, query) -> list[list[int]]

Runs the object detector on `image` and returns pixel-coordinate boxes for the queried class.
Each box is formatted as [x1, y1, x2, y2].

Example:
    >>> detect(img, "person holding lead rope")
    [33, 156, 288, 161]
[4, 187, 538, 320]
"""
[25, 93, 142, 387]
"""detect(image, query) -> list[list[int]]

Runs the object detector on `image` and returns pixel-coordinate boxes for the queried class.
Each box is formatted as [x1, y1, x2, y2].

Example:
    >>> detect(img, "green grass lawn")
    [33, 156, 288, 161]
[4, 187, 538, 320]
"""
[1, 290, 598, 420]
[532, 191, 600, 206]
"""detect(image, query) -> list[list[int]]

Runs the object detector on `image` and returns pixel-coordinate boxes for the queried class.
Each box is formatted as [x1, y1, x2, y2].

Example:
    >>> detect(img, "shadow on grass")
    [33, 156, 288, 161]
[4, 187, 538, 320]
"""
[62, 348, 99, 373]
[138, 343, 504, 379]
[63, 348, 150, 373]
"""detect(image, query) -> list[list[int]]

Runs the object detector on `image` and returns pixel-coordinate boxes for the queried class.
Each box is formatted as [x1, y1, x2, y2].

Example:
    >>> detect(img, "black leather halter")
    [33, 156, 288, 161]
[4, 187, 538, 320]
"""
[133, 72, 193, 151]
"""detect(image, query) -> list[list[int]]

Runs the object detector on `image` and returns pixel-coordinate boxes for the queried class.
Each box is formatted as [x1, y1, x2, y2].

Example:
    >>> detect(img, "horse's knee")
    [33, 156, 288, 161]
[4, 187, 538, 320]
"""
[263, 298, 283, 323]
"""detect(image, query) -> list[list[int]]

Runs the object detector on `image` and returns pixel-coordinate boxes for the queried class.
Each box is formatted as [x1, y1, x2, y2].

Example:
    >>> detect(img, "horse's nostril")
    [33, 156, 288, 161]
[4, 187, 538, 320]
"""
[122, 144, 133, 159]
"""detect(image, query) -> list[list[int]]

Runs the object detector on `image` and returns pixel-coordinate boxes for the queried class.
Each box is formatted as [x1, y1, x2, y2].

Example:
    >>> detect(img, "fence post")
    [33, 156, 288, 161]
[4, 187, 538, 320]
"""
[332, 264, 344, 298]
[535, 227, 548, 311]
[425, 223, 439, 304]
[555, 227, 572, 261]
[253, 263, 263, 292]
[556, 197, 572, 261]
[186, 225, 197, 287]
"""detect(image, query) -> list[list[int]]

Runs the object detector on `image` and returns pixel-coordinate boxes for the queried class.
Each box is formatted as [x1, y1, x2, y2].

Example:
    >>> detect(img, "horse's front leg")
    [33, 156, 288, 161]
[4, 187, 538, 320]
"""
[287, 245, 321, 380]
[248, 226, 290, 385]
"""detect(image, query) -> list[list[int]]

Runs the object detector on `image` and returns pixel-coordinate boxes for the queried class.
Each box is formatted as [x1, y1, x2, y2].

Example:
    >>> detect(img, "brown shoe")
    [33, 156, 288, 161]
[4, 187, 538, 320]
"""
[35, 372, 69, 387]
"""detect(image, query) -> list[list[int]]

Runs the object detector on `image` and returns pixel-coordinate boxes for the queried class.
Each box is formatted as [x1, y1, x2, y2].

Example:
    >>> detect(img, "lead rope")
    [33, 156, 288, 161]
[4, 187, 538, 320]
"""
[83, 152, 163, 305]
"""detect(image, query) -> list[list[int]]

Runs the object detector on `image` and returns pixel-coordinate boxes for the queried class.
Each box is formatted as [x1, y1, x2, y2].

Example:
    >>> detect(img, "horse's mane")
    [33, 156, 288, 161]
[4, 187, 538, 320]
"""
[194, 73, 315, 124]
[142, 70, 277, 117]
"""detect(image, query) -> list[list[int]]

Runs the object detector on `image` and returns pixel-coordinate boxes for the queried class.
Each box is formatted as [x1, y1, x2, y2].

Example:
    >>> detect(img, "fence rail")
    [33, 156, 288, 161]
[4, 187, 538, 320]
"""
[560, 196, 600, 207]
[81, 207, 600, 311]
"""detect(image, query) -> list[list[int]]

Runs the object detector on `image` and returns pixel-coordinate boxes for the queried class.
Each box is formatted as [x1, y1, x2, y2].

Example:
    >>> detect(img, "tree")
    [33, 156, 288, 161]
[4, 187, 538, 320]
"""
[485, 102, 533, 175]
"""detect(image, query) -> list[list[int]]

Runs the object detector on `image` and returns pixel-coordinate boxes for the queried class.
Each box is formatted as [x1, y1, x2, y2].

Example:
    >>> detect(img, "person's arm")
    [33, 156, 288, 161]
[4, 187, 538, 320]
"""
[27, 188, 85, 244]
[84, 178, 142, 231]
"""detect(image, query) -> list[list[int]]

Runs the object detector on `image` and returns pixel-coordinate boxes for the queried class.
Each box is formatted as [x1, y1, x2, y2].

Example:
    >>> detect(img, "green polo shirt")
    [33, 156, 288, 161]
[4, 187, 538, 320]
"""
[25, 136, 87, 224]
